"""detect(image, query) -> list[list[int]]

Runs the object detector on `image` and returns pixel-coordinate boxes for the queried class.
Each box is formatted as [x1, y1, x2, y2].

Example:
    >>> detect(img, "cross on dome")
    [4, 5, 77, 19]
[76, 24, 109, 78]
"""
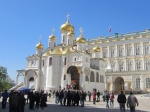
[66, 13, 70, 21]
[52, 28, 55, 34]
[39, 35, 42, 42]
[79, 27, 84, 35]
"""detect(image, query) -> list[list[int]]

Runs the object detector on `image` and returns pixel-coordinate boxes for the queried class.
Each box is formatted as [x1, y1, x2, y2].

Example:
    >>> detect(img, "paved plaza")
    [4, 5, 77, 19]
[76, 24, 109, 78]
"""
[0, 94, 150, 112]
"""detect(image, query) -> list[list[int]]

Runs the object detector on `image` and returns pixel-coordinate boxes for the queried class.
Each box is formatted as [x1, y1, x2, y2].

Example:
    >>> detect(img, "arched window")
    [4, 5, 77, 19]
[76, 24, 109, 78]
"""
[64, 58, 66, 65]
[136, 78, 140, 89]
[85, 76, 89, 81]
[49, 57, 52, 66]
[29, 77, 34, 81]
[101, 75, 104, 83]
[96, 72, 99, 82]
[90, 71, 95, 82]
[43, 60, 44, 67]
[64, 75, 66, 80]
[74, 58, 76, 61]
[146, 78, 150, 88]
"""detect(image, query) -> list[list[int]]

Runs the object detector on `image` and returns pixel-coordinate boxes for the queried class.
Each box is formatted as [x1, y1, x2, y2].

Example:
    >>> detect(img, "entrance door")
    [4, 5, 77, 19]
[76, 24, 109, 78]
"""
[114, 77, 124, 93]
[67, 66, 80, 89]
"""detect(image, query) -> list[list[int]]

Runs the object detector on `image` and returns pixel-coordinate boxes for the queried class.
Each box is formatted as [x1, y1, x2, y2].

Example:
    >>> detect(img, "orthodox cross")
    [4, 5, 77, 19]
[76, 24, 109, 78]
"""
[79, 27, 83, 35]
[39, 35, 42, 43]
[52, 28, 55, 34]
[67, 13, 70, 21]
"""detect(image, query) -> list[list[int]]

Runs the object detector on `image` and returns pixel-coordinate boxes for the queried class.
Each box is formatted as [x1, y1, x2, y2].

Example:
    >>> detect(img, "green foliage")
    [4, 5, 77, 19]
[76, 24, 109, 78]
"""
[0, 65, 14, 91]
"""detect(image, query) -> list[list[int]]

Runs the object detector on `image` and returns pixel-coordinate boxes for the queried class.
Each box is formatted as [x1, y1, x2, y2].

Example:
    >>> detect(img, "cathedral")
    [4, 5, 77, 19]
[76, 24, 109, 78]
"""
[15, 17, 150, 93]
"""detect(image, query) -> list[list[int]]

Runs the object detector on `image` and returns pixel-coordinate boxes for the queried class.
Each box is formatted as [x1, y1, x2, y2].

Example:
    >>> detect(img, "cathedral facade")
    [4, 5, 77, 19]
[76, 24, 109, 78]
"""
[16, 18, 150, 93]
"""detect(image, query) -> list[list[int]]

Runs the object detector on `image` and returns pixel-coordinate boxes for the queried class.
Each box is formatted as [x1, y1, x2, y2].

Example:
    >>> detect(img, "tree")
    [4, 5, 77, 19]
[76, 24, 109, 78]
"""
[0, 65, 14, 91]
[0, 66, 7, 81]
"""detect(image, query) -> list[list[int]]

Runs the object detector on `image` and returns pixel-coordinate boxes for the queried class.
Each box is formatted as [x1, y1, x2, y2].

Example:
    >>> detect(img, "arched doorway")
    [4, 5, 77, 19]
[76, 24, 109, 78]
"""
[67, 66, 80, 89]
[114, 77, 125, 93]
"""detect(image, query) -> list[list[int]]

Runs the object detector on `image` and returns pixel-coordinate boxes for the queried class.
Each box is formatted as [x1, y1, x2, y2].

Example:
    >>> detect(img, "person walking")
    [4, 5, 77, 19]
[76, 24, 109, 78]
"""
[1, 90, 8, 109]
[105, 91, 110, 108]
[127, 92, 139, 112]
[87, 91, 91, 102]
[110, 92, 115, 108]
[117, 90, 126, 112]
[92, 89, 96, 105]
[97, 90, 100, 102]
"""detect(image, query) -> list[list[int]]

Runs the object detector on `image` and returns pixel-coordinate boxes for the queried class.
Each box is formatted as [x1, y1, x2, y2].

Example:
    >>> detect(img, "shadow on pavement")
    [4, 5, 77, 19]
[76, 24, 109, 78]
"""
[0, 102, 148, 112]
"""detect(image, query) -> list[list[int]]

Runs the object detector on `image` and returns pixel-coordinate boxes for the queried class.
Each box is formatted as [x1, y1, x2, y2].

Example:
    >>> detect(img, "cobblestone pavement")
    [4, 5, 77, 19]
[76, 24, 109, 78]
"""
[0, 94, 150, 112]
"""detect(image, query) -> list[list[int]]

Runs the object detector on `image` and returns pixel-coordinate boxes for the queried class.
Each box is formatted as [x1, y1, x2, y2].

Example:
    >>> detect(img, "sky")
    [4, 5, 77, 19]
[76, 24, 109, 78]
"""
[0, 0, 150, 82]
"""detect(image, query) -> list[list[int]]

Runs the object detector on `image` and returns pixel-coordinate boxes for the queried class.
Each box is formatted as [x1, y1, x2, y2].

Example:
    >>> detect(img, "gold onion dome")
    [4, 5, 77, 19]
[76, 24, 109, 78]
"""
[67, 31, 75, 37]
[36, 42, 44, 50]
[92, 45, 100, 52]
[49, 33, 56, 40]
[60, 21, 74, 32]
[76, 35, 86, 43]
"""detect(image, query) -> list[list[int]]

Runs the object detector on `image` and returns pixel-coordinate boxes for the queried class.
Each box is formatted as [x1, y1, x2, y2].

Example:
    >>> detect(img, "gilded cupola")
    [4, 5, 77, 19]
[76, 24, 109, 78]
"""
[60, 14, 74, 32]
[67, 31, 75, 37]
[36, 42, 44, 50]
[60, 21, 74, 32]
[76, 27, 86, 43]
[92, 45, 100, 52]
[49, 28, 56, 40]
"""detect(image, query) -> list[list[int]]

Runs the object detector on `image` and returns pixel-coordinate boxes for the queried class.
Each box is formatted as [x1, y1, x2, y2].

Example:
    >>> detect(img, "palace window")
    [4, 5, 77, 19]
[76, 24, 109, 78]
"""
[96, 72, 99, 82]
[62, 36, 64, 43]
[54, 43, 56, 47]
[49, 57, 52, 66]
[136, 78, 140, 89]
[86, 57, 88, 62]
[145, 46, 149, 55]
[111, 63, 115, 71]
[119, 49, 123, 57]
[90, 71, 95, 82]
[146, 61, 150, 70]
[110, 49, 115, 57]
[136, 62, 141, 70]
[103, 50, 107, 58]
[64, 57, 66, 65]
[119, 63, 124, 71]
[85, 76, 89, 81]
[101, 75, 104, 83]
[146, 78, 150, 88]
[135, 47, 140, 55]
[127, 62, 132, 71]
[127, 47, 131, 56]
[74, 58, 76, 61]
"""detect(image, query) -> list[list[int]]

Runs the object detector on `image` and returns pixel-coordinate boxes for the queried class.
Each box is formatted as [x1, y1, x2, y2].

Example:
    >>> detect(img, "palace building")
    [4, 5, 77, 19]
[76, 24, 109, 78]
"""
[14, 17, 150, 93]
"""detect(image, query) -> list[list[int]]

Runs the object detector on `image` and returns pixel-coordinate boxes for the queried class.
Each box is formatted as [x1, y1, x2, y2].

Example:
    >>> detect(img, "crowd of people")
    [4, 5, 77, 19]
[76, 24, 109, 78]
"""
[0, 89, 139, 112]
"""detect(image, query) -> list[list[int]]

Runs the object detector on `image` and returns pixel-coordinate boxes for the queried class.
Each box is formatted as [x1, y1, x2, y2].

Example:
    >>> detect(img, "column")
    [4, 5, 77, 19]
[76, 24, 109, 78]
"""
[124, 58, 127, 71]
[142, 57, 145, 70]
[131, 74, 135, 92]
[140, 73, 145, 92]
[123, 44, 126, 56]
[140, 42, 144, 55]
[111, 82, 114, 92]
[116, 59, 118, 71]
[132, 42, 135, 56]
[115, 45, 118, 57]
[132, 58, 136, 71]
[107, 46, 110, 57]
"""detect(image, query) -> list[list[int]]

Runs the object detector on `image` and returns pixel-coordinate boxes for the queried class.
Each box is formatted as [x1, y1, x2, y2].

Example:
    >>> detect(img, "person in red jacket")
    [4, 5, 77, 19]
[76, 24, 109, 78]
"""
[92, 89, 96, 104]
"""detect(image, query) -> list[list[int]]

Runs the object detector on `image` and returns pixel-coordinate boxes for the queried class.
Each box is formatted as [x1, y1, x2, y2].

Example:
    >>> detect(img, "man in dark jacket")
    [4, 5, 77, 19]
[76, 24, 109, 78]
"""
[117, 91, 126, 112]
[1, 90, 8, 109]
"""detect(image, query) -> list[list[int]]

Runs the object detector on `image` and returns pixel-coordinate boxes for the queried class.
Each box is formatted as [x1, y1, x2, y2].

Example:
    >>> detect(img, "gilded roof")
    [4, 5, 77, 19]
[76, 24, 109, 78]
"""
[36, 42, 44, 50]
[60, 21, 74, 32]
[76, 35, 86, 43]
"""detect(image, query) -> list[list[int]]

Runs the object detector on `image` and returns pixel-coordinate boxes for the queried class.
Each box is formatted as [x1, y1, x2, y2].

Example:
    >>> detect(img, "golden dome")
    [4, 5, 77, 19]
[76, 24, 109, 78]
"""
[92, 45, 100, 52]
[36, 42, 44, 50]
[43, 50, 50, 56]
[60, 21, 74, 32]
[76, 35, 86, 43]
[67, 31, 75, 37]
[49, 33, 56, 40]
